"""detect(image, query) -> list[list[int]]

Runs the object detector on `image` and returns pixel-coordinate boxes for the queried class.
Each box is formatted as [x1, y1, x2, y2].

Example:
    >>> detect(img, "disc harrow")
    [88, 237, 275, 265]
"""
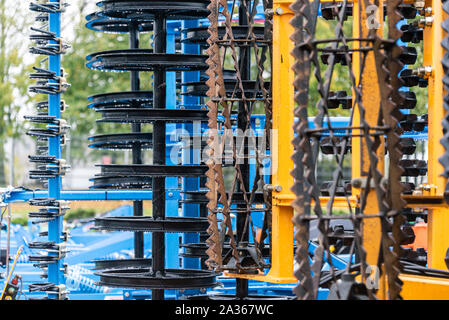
[86, 0, 216, 300]
[25, 0, 71, 300]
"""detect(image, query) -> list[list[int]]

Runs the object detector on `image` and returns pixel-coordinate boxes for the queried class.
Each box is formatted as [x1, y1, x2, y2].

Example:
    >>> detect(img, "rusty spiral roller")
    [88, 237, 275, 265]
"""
[289, 0, 408, 300]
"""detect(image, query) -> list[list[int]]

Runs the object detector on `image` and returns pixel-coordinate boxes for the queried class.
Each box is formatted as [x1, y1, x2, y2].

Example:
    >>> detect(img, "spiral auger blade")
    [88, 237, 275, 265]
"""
[201, 0, 276, 290]
[387, 0, 407, 300]
[289, 0, 319, 300]
[204, 0, 222, 270]
[203, 0, 240, 272]
[441, 0, 449, 202]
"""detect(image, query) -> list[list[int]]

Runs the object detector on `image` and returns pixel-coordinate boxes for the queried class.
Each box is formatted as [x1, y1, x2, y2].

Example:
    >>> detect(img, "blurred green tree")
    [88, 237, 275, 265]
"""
[62, 0, 132, 167]
[0, 0, 35, 186]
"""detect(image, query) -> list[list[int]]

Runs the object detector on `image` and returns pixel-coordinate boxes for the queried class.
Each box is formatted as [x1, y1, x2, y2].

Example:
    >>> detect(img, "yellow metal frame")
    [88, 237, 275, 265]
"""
[401, 274, 449, 299]
[351, 0, 389, 298]
[420, 0, 449, 271]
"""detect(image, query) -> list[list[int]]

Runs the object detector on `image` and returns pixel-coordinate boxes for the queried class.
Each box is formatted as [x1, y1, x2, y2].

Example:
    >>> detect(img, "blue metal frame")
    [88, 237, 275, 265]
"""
[47, 0, 65, 298]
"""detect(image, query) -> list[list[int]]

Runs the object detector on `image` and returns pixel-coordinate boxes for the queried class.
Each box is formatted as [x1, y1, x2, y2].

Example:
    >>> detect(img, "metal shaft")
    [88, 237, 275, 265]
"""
[5, 205, 11, 276]
[129, 24, 144, 259]
[236, 0, 251, 298]
[152, 15, 167, 301]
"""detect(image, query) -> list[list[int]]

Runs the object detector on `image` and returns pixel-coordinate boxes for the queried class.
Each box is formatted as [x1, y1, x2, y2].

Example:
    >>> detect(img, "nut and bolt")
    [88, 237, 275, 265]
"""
[412, 66, 433, 78]
[415, 16, 433, 28]
[264, 184, 282, 192]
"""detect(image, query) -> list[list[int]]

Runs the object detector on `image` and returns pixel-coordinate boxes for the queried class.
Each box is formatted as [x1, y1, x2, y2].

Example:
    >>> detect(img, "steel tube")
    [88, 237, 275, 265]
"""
[152, 15, 167, 301]
[129, 24, 145, 260]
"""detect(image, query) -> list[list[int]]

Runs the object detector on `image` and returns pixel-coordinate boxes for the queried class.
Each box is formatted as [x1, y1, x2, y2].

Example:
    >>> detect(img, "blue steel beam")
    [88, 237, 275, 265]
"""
[1, 190, 155, 203]
[1, 117, 428, 205]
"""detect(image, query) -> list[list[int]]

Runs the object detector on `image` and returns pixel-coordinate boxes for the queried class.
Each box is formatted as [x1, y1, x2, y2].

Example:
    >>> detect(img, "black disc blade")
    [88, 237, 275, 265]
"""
[95, 268, 217, 289]
[86, 50, 207, 72]
[97, 0, 210, 20]
[96, 164, 208, 177]
[96, 108, 208, 123]
[94, 216, 210, 232]
[86, 12, 153, 33]
[89, 133, 153, 150]
[88, 91, 153, 109]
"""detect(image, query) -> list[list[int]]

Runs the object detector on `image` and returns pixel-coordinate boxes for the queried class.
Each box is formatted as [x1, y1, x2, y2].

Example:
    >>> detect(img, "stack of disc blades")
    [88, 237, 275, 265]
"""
[26, 0, 71, 300]
[85, 0, 216, 300]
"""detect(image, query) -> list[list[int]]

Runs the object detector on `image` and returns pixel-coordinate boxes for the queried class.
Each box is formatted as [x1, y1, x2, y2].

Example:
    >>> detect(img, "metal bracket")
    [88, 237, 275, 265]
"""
[351, 177, 388, 189]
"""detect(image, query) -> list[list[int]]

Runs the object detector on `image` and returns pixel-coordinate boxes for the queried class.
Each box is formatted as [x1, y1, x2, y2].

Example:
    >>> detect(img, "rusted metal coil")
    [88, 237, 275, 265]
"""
[290, 0, 407, 300]
[204, 0, 273, 276]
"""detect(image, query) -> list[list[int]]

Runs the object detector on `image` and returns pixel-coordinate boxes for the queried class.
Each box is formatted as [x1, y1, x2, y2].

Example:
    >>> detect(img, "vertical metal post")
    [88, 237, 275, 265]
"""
[47, 0, 64, 297]
[152, 15, 167, 301]
[165, 22, 180, 271]
[425, 0, 448, 270]
[236, 0, 251, 298]
[9, 138, 14, 186]
[267, 0, 296, 283]
[129, 24, 144, 259]
[181, 19, 201, 271]
[352, 0, 387, 298]
[5, 204, 11, 276]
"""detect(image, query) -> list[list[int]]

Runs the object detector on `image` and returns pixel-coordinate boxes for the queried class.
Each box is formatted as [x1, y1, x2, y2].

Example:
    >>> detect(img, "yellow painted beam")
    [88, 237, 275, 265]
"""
[352, 0, 387, 298]
[265, 0, 295, 283]
[401, 274, 449, 299]
[425, 0, 446, 194]
[427, 207, 449, 270]
[421, 0, 449, 274]
[224, 272, 296, 284]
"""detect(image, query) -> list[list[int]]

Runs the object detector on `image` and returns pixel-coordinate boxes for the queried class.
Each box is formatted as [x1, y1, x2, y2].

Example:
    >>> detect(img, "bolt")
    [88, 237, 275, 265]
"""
[415, 16, 433, 28]
[422, 7, 433, 16]
[200, 288, 206, 293]
[412, 66, 433, 78]
[124, 292, 130, 298]
[352, 178, 362, 188]
[414, 0, 425, 11]
[265, 9, 274, 17]
[168, 192, 173, 197]
[275, 7, 283, 15]
[263, 184, 282, 192]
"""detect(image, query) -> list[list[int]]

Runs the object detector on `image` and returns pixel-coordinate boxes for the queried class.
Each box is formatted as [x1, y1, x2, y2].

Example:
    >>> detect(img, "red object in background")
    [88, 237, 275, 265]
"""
[403, 222, 427, 251]
[102, 155, 112, 165]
